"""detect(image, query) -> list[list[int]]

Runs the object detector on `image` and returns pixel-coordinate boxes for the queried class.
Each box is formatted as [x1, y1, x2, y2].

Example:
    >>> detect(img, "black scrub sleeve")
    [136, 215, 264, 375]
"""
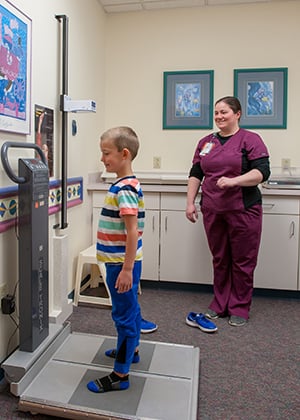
[249, 157, 271, 182]
[189, 163, 204, 181]
[242, 156, 271, 208]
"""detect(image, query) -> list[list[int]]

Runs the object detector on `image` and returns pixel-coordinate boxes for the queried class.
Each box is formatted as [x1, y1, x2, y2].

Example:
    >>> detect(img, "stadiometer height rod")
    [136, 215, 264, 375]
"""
[55, 14, 69, 229]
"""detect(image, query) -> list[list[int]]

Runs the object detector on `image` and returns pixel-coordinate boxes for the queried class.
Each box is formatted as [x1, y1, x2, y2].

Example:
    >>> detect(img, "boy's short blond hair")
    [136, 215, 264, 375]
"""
[101, 126, 139, 160]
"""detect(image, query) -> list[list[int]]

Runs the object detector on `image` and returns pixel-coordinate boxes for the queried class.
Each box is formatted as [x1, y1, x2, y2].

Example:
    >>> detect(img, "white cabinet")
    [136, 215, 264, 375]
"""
[255, 196, 299, 290]
[90, 188, 300, 290]
[141, 194, 160, 281]
[160, 210, 212, 284]
[142, 192, 213, 284]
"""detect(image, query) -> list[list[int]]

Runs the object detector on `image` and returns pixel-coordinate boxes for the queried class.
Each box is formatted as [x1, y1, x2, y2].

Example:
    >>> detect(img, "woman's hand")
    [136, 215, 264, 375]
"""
[216, 176, 237, 189]
[186, 203, 198, 223]
[217, 169, 263, 189]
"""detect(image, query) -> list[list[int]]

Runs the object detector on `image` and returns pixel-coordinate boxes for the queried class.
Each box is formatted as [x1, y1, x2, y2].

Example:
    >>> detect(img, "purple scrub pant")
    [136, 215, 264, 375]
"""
[201, 205, 262, 319]
[105, 261, 142, 374]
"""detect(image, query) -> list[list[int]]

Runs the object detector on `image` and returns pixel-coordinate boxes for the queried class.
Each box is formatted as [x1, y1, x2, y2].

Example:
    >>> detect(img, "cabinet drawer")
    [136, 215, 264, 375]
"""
[161, 193, 299, 214]
[161, 192, 201, 211]
[262, 196, 299, 215]
[161, 193, 186, 211]
[144, 192, 160, 210]
[92, 191, 106, 207]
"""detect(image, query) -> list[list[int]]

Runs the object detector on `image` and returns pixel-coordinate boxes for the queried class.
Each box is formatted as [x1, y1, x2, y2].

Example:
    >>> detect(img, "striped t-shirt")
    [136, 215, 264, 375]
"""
[96, 176, 145, 263]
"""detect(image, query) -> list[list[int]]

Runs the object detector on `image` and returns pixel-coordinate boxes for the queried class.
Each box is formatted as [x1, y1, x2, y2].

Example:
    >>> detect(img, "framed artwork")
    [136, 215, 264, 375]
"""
[163, 70, 214, 129]
[0, 0, 32, 134]
[35, 105, 54, 177]
[234, 68, 288, 129]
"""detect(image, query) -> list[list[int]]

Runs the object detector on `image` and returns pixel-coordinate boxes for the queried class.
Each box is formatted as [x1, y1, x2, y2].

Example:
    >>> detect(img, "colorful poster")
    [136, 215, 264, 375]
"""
[0, 1, 31, 133]
[35, 105, 54, 177]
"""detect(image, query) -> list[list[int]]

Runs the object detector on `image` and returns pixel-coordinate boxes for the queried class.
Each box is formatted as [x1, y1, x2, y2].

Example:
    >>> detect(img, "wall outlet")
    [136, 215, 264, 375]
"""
[153, 156, 161, 169]
[0, 284, 8, 300]
[281, 158, 291, 169]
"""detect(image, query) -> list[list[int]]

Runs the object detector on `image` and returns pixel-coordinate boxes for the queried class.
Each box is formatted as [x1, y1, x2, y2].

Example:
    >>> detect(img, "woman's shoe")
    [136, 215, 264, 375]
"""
[228, 315, 247, 327]
[205, 309, 219, 320]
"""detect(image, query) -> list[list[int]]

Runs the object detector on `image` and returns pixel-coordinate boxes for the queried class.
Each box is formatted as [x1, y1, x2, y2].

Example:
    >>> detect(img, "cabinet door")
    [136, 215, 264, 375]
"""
[255, 214, 299, 290]
[160, 211, 213, 284]
[141, 210, 160, 281]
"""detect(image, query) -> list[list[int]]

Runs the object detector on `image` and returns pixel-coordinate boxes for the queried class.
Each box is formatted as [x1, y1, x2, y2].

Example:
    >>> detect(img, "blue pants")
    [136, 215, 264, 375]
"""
[105, 261, 142, 374]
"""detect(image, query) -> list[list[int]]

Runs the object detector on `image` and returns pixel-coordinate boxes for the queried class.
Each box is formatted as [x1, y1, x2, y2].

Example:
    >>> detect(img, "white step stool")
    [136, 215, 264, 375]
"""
[74, 244, 141, 307]
[74, 244, 112, 307]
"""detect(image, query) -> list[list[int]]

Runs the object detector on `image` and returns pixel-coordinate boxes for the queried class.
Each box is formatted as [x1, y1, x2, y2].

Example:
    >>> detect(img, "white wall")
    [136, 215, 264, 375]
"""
[0, 0, 106, 360]
[104, 1, 300, 172]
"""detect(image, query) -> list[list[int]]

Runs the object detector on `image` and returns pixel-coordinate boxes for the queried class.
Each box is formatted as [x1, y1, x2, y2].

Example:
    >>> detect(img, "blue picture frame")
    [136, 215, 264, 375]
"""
[234, 68, 288, 129]
[163, 70, 214, 129]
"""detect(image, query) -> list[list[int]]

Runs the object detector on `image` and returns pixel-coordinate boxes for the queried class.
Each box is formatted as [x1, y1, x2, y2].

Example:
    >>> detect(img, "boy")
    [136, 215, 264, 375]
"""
[87, 127, 145, 393]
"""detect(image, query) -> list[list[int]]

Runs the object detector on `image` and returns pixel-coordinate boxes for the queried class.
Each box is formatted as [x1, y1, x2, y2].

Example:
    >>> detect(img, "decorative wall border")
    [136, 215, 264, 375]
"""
[0, 177, 83, 233]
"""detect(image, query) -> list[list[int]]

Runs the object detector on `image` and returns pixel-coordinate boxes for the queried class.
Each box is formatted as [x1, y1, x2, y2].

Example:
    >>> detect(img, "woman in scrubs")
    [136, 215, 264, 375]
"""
[186, 96, 270, 326]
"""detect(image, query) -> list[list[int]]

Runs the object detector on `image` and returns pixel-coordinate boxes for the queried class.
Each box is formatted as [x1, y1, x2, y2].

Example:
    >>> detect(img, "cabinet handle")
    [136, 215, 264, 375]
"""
[289, 221, 295, 238]
[262, 203, 275, 210]
[164, 216, 168, 232]
[152, 216, 155, 232]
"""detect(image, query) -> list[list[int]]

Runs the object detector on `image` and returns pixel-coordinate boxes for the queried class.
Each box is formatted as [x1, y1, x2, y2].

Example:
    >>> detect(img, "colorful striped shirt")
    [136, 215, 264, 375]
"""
[96, 176, 144, 263]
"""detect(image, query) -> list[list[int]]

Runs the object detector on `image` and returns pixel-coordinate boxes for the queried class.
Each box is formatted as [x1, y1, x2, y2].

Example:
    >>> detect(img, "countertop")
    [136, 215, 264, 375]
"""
[87, 171, 300, 197]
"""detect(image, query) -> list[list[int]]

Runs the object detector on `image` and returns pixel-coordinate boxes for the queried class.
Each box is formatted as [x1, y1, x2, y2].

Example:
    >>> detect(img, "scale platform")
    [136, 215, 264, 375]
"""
[4, 323, 199, 420]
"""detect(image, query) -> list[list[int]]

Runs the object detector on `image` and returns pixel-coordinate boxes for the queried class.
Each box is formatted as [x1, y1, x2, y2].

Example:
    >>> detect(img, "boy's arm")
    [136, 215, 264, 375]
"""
[115, 214, 139, 293]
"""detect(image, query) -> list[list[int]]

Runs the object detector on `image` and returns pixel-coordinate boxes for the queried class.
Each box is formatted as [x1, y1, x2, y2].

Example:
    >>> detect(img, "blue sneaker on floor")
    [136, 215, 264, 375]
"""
[141, 318, 158, 333]
[186, 312, 218, 333]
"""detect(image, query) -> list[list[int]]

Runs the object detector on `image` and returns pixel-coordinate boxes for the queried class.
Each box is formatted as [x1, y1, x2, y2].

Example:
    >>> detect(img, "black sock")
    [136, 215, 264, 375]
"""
[110, 371, 129, 382]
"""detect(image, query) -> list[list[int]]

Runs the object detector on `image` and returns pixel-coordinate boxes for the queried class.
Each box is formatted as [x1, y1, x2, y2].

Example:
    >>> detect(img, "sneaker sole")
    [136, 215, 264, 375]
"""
[185, 318, 198, 328]
[186, 318, 218, 333]
[228, 320, 247, 327]
[141, 326, 158, 334]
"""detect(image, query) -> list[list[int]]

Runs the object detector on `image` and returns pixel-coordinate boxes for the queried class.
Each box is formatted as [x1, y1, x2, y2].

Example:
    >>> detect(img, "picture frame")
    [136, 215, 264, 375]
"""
[0, 0, 32, 134]
[163, 70, 214, 129]
[234, 68, 288, 129]
[35, 105, 54, 177]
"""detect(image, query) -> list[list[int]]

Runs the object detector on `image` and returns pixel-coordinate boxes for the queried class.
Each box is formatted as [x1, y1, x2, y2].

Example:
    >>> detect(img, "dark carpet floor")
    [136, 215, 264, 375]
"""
[0, 283, 299, 419]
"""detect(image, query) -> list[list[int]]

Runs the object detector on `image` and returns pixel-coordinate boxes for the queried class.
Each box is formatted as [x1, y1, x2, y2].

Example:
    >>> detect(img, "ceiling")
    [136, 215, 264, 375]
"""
[97, 0, 294, 13]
